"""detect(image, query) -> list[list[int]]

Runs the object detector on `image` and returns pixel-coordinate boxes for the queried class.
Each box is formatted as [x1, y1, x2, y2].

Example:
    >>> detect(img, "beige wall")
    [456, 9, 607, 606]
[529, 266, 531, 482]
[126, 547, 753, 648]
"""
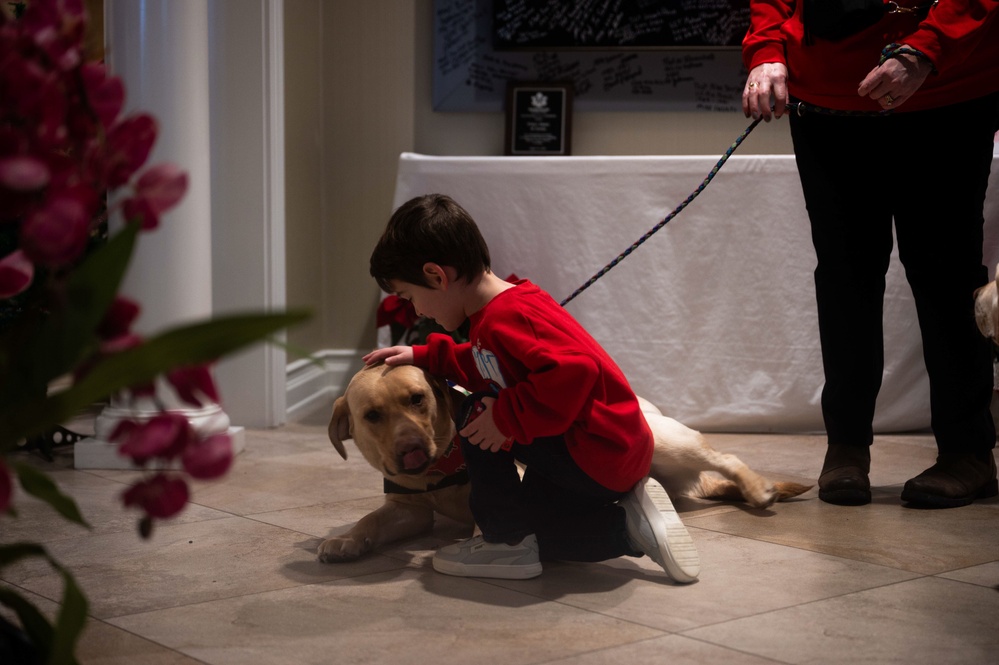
[284, 0, 794, 355]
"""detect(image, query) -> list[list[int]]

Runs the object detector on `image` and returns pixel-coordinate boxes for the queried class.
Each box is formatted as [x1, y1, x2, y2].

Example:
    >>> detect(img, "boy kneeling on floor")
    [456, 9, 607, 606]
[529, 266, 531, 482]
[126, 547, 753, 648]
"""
[364, 193, 699, 583]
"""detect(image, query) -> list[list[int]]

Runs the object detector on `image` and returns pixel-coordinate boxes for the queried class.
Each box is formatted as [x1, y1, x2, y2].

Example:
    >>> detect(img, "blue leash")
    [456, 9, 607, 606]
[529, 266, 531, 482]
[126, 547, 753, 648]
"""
[558, 112, 767, 307]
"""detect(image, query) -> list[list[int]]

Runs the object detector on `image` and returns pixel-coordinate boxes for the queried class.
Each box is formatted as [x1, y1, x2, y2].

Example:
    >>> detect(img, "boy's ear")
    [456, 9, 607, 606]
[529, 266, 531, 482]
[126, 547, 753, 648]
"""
[422, 262, 451, 289]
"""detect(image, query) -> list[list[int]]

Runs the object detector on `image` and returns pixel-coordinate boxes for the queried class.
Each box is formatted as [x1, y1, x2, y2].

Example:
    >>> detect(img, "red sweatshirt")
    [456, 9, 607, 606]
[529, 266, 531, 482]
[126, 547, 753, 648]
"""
[743, 0, 999, 112]
[411, 280, 653, 493]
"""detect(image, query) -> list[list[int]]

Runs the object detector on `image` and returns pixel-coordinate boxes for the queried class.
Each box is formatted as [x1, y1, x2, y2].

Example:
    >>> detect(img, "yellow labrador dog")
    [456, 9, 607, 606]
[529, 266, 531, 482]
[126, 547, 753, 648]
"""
[318, 363, 810, 563]
[974, 265, 999, 343]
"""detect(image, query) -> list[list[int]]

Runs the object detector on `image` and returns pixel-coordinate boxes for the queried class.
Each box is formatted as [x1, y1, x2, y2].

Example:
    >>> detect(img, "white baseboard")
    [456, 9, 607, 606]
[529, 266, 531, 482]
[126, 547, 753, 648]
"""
[285, 349, 365, 422]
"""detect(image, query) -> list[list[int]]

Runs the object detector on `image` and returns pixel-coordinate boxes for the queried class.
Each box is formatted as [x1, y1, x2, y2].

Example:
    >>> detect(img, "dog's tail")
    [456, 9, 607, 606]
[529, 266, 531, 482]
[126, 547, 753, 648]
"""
[694, 475, 812, 509]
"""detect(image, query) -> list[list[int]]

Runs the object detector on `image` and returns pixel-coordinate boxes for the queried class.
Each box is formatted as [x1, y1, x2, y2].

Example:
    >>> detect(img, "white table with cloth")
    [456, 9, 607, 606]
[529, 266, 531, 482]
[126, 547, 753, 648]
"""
[392, 152, 999, 433]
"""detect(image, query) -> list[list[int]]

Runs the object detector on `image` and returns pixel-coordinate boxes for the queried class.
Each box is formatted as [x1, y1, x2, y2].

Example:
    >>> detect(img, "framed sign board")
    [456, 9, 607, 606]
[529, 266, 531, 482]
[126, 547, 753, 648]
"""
[504, 82, 573, 156]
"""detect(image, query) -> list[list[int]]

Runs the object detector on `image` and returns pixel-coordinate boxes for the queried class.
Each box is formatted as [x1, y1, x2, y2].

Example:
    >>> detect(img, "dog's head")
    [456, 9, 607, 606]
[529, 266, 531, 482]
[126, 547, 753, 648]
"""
[329, 364, 456, 479]
[974, 267, 999, 345]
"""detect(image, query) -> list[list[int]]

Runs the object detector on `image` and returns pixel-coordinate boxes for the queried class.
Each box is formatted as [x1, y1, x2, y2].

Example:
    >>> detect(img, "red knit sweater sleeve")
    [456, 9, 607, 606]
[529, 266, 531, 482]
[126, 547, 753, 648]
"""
[903, 1, 999, 74]
[742, 0, 794, 70]
[412, 334, 475, 387]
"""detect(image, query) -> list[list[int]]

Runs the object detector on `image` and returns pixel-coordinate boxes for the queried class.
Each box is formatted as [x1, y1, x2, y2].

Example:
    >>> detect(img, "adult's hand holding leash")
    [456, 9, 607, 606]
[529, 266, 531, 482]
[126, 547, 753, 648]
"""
[743, 62, 789, 121]
[857, 43, 933, 109]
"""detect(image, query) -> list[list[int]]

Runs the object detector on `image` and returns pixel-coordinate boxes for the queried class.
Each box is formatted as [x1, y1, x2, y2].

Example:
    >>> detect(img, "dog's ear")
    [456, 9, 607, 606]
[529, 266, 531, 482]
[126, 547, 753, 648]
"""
[328, 395, 350, 460]
[425, 373, 456, 419]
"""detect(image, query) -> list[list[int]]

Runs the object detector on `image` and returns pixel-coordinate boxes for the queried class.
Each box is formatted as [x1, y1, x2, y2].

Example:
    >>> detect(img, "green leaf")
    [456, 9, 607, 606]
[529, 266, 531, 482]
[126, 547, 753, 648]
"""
[0, 541, 47, 568]
[0, 543, 87, 665]
[10, 462, 90, 529]
[0, 586, 54, 660]
[0, 224, 138, 406]
[49, 568, 87, 665]
[0, 309, 310, 449]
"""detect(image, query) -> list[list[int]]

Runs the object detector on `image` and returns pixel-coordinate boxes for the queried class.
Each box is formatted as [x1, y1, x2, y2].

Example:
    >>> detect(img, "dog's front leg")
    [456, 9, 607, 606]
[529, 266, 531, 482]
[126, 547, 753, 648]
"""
[318, 498, 435, 563]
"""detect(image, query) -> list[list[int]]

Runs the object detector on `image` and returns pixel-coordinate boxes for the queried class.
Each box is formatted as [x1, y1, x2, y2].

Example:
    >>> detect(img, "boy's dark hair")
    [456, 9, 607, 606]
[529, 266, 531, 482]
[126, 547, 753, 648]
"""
[370, 194, 492, 292]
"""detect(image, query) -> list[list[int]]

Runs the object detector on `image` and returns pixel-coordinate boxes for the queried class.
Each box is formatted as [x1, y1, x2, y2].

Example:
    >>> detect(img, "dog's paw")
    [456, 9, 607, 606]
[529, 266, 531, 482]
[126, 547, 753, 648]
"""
[745, 485, 778, 509]
[317, 535, 371, 563]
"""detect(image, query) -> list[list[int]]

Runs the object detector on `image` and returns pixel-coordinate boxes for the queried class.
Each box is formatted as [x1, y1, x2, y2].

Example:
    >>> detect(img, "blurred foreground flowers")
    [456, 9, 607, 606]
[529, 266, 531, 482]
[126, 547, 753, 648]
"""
[0, 2, 307, 662]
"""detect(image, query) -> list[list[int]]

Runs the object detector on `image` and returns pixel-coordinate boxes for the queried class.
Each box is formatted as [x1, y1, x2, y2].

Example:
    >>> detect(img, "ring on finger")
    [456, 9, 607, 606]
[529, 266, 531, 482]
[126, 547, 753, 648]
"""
[884, 93, 894, 106]
[747, 82, 758, 89]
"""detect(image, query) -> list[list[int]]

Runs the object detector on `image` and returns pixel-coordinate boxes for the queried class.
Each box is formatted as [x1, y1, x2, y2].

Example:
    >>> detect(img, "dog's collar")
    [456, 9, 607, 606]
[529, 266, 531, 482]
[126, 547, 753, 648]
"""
[383, 437, 468, 495]
[383, 469, 469, 495]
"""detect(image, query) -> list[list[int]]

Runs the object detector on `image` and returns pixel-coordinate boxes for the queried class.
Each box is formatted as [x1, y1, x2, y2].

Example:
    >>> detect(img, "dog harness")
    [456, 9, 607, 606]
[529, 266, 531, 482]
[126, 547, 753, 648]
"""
[383, 436, 468, 495]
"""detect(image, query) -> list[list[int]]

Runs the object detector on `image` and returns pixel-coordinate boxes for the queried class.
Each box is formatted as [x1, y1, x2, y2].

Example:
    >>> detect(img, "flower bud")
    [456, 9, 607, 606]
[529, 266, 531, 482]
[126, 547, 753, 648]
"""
[182, 433, 233, 480]
[122, 473, 189, 519]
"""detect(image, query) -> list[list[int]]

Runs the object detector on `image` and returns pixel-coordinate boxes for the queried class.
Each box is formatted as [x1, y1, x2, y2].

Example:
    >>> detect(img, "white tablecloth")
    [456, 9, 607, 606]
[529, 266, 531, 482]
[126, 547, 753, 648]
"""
[393, 152, 999, 433]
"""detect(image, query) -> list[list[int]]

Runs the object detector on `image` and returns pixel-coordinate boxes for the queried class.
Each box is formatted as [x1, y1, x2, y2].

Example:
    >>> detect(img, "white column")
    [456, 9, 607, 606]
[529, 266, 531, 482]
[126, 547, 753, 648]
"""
[207, 0, 288, 428]
[76, 0, 240, 469]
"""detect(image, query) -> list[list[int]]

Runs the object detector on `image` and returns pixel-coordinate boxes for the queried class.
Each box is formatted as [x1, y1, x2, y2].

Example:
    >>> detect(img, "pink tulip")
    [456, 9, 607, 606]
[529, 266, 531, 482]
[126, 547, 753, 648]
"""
[122, 163, 188, 229]
[182, 434, 233, 480]
[0, 155, 50, 191]
[98, 332, 142, 355]
[21, 0, 86, 72]
[104, 114, 157, 188]
[7, 58, 68, 149]
[116, 413, 194, 465]
[97, 297, 141, 340]
[122, 473, 189, 519]
[19, 189, 93, 267]
[166, 365, 220, 407]
[0, 458, 12, 514]
[80, 63, 124, 130]
[0, 250, 35, 299]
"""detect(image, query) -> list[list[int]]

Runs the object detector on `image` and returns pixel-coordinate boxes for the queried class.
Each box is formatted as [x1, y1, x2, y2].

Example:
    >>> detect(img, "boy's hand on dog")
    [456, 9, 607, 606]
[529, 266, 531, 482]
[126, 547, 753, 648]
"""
[459, 396, 511, 452]
[363, 345, 414, 366]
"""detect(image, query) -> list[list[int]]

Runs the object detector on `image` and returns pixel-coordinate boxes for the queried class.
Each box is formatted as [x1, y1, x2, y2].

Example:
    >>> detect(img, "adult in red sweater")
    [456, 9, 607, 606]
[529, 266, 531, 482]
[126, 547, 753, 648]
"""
[743, 1, 999, 507]
[365, 193, 699, 582]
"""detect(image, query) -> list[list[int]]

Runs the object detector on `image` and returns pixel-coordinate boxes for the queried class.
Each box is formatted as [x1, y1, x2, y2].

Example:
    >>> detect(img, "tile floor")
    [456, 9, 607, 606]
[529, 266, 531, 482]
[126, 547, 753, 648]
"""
[2, 404, 998, 665]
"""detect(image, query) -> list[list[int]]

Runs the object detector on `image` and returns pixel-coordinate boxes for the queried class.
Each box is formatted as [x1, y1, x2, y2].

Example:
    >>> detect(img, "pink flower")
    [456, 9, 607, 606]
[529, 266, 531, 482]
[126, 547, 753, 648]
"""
[166, 365, 220, 407]
[182, 434, 233, 480]
[0, 458, 12, 514]
[17, 0, 86, 75]
[98, 332, 143, 355]
[80, 63, 123, 130]
[5, 58, 68, 149]
[0, 250, 34, 299]
[122, 163, 188, 229]
[104, 114, 157, 188]
[0, 155, 50, 191]
[97, 296, 141, 340]
[114, 413, 194, 465]
[122, 473, 189, 519]
[18, 188, 94, 267]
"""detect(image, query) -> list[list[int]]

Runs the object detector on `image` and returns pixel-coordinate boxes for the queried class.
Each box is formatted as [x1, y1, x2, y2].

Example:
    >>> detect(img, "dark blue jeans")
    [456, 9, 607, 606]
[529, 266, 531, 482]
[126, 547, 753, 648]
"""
[458, 393, 640, 562]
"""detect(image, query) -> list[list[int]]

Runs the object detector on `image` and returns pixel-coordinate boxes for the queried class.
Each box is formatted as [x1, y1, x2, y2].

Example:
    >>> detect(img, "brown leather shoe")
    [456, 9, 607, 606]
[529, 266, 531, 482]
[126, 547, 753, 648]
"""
[818, 444, 871, 505]
[901, 453, 998, 508]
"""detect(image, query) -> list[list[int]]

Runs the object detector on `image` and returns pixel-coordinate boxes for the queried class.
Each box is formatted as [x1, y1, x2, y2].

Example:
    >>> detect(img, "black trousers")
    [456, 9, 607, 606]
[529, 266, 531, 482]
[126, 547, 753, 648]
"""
[789, 93, 999, 455]
[457, 393, 638, 562]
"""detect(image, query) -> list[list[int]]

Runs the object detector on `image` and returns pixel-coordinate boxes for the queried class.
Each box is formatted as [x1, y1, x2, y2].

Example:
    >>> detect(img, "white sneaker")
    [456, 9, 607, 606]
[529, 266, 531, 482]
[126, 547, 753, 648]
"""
[433, 534, 543, 579]
[621, 476, 699, 583]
